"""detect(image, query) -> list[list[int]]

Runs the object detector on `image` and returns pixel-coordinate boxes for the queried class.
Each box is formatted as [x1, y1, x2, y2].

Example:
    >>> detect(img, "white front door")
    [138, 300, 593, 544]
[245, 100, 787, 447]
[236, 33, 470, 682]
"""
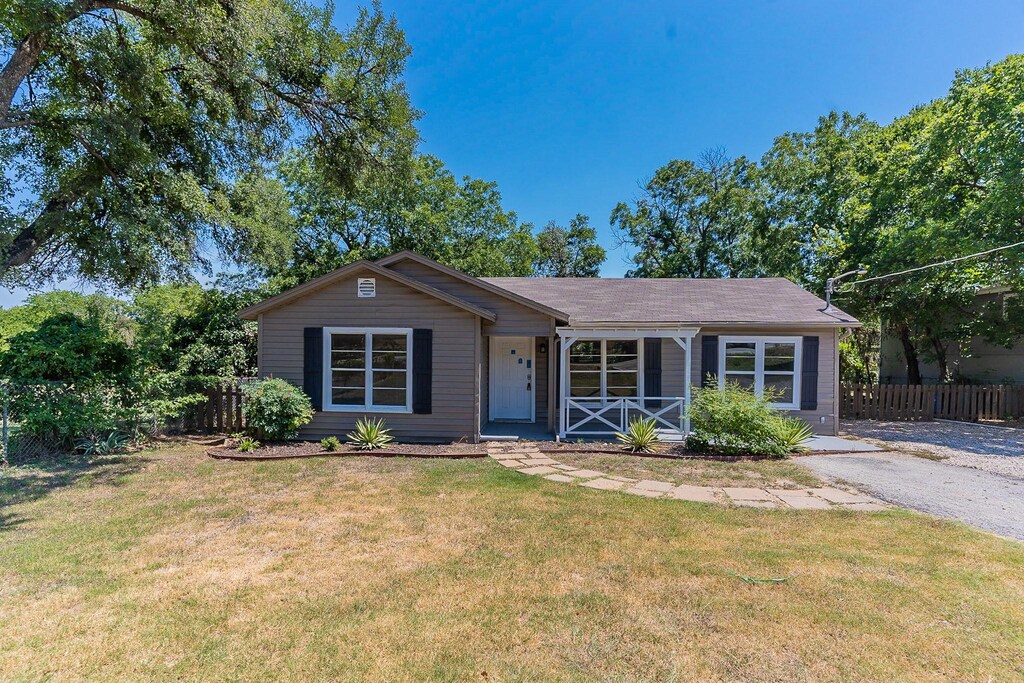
[490, 336, 534, 421]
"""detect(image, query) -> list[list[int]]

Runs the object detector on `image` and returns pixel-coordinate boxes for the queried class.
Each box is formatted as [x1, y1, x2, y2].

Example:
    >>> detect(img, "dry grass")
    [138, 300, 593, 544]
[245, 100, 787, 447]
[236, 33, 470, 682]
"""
[1, 443, 1023, 682]
[554, 451, 825, 488]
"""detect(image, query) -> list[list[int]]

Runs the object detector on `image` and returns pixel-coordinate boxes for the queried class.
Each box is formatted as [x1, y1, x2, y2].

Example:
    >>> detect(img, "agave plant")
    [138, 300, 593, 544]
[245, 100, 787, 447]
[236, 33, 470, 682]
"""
[775, 418, 814, 454]
[615, 417, 661, 453]
[347, 417, 395, 451]
[76, 431, 130, 456]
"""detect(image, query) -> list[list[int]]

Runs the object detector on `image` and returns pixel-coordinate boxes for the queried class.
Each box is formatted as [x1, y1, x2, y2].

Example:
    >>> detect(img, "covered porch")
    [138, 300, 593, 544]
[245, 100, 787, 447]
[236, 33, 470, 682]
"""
[557, 327, 698, 441]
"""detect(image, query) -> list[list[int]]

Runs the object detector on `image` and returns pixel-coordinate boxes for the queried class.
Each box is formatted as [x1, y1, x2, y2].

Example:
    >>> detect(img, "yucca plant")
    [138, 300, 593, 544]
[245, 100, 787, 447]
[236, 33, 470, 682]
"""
[615, 417, 661, 453]
[347, 417, 394, 451]
[76, 431, 130, 456]
[774, 418, 814, 454]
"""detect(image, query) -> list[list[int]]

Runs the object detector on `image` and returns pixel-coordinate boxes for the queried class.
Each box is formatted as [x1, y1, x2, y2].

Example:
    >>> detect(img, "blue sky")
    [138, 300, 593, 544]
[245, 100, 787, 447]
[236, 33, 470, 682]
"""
[3, 0, 1023, 306]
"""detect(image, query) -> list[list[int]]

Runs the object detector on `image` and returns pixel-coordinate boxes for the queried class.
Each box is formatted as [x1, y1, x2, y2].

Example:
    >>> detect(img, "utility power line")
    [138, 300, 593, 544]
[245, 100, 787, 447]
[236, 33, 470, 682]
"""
[846, 240, 1024, 288]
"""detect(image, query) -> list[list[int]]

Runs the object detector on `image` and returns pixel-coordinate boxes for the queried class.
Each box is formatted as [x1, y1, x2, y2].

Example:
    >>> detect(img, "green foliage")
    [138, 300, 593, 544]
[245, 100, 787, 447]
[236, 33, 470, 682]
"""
[346, 417, 394, 451]
[1, 0, 418, 289]
[236, 437, 261, 453]
[614, 417, 661, 453]
[241, 379, 314, 440]
[0, 313, 132, 384]
[267, 153, 538, 286]
[686, 383, 790, 457]
[320, 435, 342, 452]
[75, 431, 131, 456]
[534, 215, 606, 277]
[774, 418, 814, 454]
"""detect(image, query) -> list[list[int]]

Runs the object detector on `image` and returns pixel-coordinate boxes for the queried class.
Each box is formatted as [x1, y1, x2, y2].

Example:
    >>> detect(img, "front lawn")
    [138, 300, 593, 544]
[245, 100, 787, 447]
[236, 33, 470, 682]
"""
[1, 444, 1022, 681]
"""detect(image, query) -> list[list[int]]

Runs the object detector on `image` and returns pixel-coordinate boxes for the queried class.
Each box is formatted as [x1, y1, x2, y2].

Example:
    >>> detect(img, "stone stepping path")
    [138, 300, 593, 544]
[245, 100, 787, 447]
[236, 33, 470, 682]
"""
[488, 443, 887, 511]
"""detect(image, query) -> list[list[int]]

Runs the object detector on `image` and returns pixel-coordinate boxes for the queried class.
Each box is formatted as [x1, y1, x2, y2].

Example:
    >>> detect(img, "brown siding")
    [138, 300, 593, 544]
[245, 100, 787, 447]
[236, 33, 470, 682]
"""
[387, 259, 554, 336]
[689, 328, 839, 435]
[259, 273, 480, 442]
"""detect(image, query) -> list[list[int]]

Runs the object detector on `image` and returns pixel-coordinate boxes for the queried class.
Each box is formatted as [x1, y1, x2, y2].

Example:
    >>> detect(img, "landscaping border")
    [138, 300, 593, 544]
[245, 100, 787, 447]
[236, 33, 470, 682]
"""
[206, 446, 488, 461]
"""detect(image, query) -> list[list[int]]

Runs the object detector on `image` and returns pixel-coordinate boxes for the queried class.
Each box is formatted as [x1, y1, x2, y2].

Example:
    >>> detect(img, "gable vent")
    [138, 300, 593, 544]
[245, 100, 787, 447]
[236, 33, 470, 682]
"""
[357, 278, 376, 298]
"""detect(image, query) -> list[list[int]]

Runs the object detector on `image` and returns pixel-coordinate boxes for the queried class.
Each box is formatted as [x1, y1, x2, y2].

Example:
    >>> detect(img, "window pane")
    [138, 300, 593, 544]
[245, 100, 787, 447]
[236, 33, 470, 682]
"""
[724, 373, 755, 391]
[764, 343, 796, 372]
[331, 370, 365, 389]
[764, 374, 794, 403]
[372, 351, 406, 369]
[725, 343, 756, 372]
[372, 370, 406, 389]
[607, 384, 638, 397]
[331, 387, 365, 404]
[373, 388, 406, 406]
[606, 356, 638, 371]
[606, 340, 637, 356]
[331, 334, 365, 352]
[570, 371, 600, 397]
[332, 351, 365, 369]
[372, 334, 407, 352]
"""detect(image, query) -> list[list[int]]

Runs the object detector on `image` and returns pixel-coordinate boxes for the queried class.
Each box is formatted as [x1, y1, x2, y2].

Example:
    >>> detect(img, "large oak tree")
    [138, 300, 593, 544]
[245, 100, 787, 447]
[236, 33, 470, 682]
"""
[1, 0, 417, 288]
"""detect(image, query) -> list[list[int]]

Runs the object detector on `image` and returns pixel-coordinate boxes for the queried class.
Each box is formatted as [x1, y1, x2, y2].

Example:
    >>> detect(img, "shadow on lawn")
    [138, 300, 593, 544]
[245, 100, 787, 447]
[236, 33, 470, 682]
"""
[0, 451, 151, 532]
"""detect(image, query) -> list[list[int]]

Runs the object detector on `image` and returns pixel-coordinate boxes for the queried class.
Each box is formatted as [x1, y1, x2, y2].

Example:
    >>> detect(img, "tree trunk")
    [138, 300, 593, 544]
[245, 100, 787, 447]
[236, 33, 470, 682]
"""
[0, 32, 47, 123]
[0, 195, 71, 270]
[929, 335, 950, 383]
[898, 325, 922, 385]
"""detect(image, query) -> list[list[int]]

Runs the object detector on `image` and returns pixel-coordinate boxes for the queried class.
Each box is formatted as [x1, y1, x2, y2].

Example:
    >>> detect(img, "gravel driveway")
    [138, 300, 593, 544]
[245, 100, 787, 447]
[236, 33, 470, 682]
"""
[840, 419, 1024, 480]
[800, 452, 1024, 541]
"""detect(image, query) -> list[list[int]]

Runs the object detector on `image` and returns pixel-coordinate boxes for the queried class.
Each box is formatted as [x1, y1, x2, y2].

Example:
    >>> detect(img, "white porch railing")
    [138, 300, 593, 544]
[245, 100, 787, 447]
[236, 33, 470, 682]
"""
[563, 396, 687, 437]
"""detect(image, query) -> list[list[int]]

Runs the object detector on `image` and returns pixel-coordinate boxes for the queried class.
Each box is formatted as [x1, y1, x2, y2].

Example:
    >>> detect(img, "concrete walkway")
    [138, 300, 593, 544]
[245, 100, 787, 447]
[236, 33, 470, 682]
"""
[800, 451, 1024, 541]
[488, 443, 887, 510]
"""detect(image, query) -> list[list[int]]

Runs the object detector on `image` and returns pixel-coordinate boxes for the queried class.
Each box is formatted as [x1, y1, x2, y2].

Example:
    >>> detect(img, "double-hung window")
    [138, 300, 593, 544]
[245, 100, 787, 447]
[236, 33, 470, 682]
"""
[324, 328, 411, 412]
[718, 336, 801, 409]
[569, 339, 639, 399]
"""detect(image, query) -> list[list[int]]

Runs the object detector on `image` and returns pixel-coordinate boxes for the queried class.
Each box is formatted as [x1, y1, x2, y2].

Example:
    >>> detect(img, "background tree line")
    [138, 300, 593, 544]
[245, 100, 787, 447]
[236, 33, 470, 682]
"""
[612, 55, 1024, 383]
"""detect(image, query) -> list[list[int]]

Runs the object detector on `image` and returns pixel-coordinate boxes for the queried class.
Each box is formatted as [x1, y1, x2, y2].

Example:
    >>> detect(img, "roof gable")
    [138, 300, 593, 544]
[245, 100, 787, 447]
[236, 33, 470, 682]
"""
[239, 261, 497, 321]
[376, 251, 569, 322]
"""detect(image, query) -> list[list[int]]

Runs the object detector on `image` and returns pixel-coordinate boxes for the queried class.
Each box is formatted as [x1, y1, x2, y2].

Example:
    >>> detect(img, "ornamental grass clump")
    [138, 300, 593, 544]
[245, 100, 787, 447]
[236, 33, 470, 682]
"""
[347, 417, 394, 451]
[615, 417, 662, 453]
[686, 382, 798, 458]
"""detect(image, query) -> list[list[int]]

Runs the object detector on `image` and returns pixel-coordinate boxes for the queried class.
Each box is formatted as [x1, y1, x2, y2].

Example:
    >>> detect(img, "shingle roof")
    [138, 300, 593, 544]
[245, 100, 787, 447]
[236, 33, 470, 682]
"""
[480, 277, 859, 326]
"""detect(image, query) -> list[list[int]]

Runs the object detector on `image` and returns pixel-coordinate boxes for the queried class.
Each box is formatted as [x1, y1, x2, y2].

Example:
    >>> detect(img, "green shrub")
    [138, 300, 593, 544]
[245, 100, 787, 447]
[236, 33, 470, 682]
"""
[346, 417, 394, 451]
[775, 417, 814, 454]
[615, 417, 661, 453]
[686, 382, 789, 457]
[236, 436, 260, 452]
[241, 379, 314, 440]
[320, 435, 342, 452]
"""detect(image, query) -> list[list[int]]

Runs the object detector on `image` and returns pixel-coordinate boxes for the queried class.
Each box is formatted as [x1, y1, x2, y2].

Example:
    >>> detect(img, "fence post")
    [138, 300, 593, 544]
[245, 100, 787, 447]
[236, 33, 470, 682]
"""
[1, 389, 8, 468]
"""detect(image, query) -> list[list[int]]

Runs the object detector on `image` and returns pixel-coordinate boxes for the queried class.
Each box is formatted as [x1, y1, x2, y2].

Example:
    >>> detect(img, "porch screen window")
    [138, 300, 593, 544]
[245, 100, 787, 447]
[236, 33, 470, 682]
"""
[326, 328, 411, 411]
[719, 337, 800, 409]
[569, 339, 638, 398]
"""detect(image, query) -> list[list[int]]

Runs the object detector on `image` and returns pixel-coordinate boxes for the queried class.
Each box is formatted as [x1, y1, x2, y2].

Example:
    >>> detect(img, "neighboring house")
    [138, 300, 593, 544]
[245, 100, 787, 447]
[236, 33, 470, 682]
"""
[879, 286, 1024, 385]
[240, 251, 860, 442]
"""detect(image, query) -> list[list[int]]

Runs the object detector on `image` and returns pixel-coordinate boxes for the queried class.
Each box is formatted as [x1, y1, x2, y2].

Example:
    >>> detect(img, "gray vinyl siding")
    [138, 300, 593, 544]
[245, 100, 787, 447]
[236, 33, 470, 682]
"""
[689, 328, 838, 435]
[387, 259, 554, 336]
[259, 273, 480, 443]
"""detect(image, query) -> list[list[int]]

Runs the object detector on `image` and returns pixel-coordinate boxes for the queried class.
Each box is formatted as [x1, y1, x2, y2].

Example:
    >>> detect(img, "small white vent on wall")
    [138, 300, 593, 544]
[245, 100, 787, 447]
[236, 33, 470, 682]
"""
[357, 278, 376, 298]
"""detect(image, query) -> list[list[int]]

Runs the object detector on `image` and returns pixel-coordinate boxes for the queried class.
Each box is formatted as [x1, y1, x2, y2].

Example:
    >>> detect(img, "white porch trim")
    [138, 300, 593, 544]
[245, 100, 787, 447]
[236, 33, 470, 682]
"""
[555, 326, 699, 439]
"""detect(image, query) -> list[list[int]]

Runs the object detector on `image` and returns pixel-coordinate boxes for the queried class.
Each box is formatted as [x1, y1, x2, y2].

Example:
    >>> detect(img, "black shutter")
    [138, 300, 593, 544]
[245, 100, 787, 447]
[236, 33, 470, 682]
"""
[801, 335, 819, 411]
[303, 327, 323, 411]
[644, 338, 662, 408]
[700, 335, 719, 387]
[412, 328, 433, 414]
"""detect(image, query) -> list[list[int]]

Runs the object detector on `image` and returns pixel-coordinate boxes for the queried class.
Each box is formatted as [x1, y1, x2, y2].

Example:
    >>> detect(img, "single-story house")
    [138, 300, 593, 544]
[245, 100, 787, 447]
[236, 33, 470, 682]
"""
[240, 251, 860, 442]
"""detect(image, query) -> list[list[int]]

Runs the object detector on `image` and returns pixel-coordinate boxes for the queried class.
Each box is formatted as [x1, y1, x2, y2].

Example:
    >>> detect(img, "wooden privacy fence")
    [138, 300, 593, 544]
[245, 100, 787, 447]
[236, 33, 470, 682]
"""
[185, 382, 245, 433]
[840, 383, 1024, 422]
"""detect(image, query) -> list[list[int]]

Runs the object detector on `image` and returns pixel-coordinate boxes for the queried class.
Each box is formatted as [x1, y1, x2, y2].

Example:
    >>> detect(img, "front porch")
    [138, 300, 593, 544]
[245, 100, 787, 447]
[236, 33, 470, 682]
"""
[556, 327, 697, 441]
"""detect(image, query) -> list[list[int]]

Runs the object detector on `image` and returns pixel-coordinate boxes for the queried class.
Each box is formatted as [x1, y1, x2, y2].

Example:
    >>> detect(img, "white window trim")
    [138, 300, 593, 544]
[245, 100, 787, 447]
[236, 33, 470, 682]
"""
[322, 327, 413, 413]
[568, 338, 642, 404]
[718, 336, 802, 410]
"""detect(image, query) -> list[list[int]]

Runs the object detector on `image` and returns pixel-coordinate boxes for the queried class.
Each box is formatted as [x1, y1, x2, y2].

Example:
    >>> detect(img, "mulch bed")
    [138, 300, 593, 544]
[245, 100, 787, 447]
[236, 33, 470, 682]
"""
[208, 440, 487, 461]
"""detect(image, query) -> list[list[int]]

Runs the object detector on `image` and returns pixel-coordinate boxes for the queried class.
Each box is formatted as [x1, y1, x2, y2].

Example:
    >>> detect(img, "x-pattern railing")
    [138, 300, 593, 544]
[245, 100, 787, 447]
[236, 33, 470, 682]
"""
[564, 396, 685, 436]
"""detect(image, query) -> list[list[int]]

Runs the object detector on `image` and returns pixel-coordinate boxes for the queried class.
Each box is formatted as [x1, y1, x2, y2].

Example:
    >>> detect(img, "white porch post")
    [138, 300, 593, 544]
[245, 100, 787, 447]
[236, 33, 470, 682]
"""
[683, 337, 692, 435]
[558, 336, 575, 439]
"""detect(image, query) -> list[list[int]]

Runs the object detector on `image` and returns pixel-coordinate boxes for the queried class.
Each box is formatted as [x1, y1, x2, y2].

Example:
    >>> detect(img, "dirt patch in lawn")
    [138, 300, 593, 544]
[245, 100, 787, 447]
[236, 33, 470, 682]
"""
[209, 440, 486, 460]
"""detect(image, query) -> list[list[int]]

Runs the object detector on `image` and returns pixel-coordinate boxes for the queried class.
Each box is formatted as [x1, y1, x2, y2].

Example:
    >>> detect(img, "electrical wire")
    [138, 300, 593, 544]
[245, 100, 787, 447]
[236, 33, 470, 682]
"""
[847, 240, 1024, 288]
